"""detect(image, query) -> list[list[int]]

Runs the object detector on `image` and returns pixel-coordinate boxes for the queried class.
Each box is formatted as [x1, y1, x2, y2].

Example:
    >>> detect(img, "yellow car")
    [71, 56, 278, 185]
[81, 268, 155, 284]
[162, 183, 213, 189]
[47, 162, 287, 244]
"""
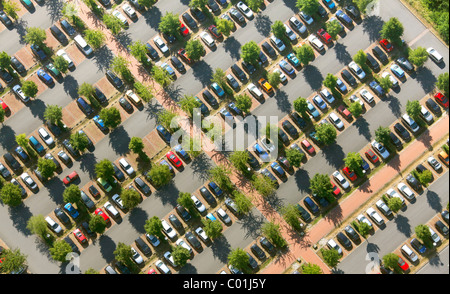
[438, 151, 449, 166]
[258, 78, 273, 94]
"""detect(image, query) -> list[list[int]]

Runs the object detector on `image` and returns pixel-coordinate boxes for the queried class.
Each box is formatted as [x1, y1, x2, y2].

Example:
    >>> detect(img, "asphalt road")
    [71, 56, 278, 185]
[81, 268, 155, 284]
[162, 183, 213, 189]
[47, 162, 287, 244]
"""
[336, 171, 449, 274]
[416, 245, 449, 274]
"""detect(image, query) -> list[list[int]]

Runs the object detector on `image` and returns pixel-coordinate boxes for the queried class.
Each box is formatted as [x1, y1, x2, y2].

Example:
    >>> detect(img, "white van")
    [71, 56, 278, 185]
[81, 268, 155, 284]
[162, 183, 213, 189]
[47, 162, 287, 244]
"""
[45, 216, 62, 234]
[401, 244, 418, 262]
[74, 34, 93, 56]
[125, 90, 142, 105]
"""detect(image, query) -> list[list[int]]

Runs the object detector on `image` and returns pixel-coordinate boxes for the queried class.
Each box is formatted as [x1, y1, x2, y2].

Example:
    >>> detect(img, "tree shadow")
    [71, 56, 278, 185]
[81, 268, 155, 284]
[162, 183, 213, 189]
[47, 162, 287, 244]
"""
[144, 99, 164, 121]
[425, 190, 443, 213]
[177, 262, 199, 274]
[332, 42, 353, 65]
[108, 125, 131, 156]
[0, 124, 17, 152]
[44, 0, 64, 23]
[281, 0, 299, 11]
[7, 203, 33, 236]
[416, 126, 433, 151]
[353, 116, 371, 142]
[78, 152, 98, 179]
[14, 18, 29, 46]
[190, 153, 214, 182]
[393, 214, 411, 238]
[115, 31, 134, 53]
[209, 234, 232, 265]
[254, 14, 272, 37]
[323, 202, 344, 227]
[44, 177, 66, 205]
[274, 89, 291, 113]
[98, 234, 116, 264]
[238, 209, 265, 240]
[361, 15, 384, 43]
[128, 207, 149, 234]
[384, 93, 402, 118]
[92, 45, 115, 73]
[191, 60, 213, 88]
[321, 143, 345, 170]
[142, 5, 162, 31]
[223, 36, 242, 62]
[152, 181, 179, 207]
[62, 75, 80, 99]
[28, 98, 46, 122]
[414, 66, 437, 95]
[302, 65, 323, 91]
[164, 83, 185, 102]
[293, 168, 311, 194]
[366, 241, 380, 254]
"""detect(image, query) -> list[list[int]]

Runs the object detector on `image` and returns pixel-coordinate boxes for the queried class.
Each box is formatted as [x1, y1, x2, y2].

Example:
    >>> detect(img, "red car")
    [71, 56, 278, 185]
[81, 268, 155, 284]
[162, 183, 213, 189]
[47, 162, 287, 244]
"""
[342, 167, 357, 181]
[397, 255, 409, 271]
[177, 48, 192, 64]
[317, 28, 332, 44]
[337, 104, 352, 121]
[331, 181, 341, 196]
[73, 228, 87, 244]
[434, 92, 449, 108]
[208, 25, 222, 39]
[379, 39, 393, 52]
[0, 98, 10, 112]
[301, 139, 315, 155]
[365, 149, 379, 164]
[179, 21, 189, 37]
[95, 208, 110, 223]
[147, 268, 157, 274]
[166, 151, 183, 168]
[63, 171, 79, 185]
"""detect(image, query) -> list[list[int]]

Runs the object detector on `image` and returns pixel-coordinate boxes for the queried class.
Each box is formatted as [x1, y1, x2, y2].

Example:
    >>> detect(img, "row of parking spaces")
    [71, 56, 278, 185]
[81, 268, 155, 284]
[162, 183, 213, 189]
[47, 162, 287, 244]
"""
[319, 144, 449, 267]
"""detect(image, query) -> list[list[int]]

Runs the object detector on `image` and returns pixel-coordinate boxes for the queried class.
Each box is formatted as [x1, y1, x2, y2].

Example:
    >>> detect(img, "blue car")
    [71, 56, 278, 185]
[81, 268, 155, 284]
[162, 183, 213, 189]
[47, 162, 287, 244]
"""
[322, 0, 335, 9]
[206, 213, 217, 222]
[161, 63, 175, 78]
[287, 53, 301, 68]
[160, 159, 174, 174]
[307, 101, 320, 119]
[36, 69, 54, 86]
[360, 156, 370, 173]
[336, 9, 353, 27]
[279, 60, 295, 76]
[194, 96, 210, 116]
[260, 168, 279, 188]
[210, 82, 225, 98]
[336, 78, 347, 92]
[64, 203, 79, 219]
[253, 143, 269, 162]
[312, 194, 330, 208]
[173, 144, 190, 161]
[93, 115, 107, 132]
[270, 162, 286, 179]
[156, 125, 172, 144]
[390, 64, 405, 79]
[228, 102, 242, 116]
[369, 81, 385, 96]
[15, 146, 30, 162]
[312, 95, 327, 111]
[208, 181, 223, 197]
[219, 107, 232, 119]
[30, 44, 47, 60]
[29, 136, 44, 154]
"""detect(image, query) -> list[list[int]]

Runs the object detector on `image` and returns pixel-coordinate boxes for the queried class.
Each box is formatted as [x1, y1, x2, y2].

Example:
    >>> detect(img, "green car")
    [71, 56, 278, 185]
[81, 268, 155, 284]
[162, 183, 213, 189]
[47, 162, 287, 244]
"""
[21, 0, 34, 9]
[45, 63, 62, 79]
[97, 178, 113, 192]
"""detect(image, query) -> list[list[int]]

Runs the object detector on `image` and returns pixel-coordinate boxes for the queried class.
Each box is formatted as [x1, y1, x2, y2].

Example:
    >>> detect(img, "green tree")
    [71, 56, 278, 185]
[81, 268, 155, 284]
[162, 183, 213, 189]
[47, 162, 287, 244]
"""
[179, 95, 201, 117]
[202, 218, 223, 239]
[3, 0, 21, 20]
[323, 73, 338, 90]
[417, 170, 433, 186]
[78, 82, 96, 100]
[113, 242, 133, 265]
[246, 0, 264, 12]
[128, 40, 148, 62]
[353, 49, 367, 67]
[133, 82, 154, 102]
[272, 20, 287, 43]
[354, 0, 375, 14]
[267, 71, 281, 89]
[357, 221, 371, 238]
[172, 245, 190, 267]
[382, 253, 401, 272]
[262, 221, 287, 248]
[321, 248, 340, 268]
[138, 0, 157, 9]
[99, 107, 122, 129]
[85, 268, 100, 274]
[344, 152, 364, 177]
[151, 65, 173, 87]
[0, 51, 11, 69]
[375, 126, 391, 146]
[157, 109, 178, 132]
[294, 45, 315, 65]
[326, 19, 342, 39]
[129, 137, 145, 154]
[310, 173, 333, 200]
[26, 215, 48, 238]
[348, 101, 363, 118]
[177, 192, 197, 217]
[0, 183, 22, 207]
[95, 159, 115, 181]
[0, 108, 5, 125]
[229, 151, 250, 173]
[316, 122, 337, 145]
[70, 131, 89, 152]
[406, 100, 421, 121]
[189, 0, 208, 9]
[208, 165, 233, 193]
[111, 56, 133, 83]
[159, 12, 181, 38]
[415, 224, 432, 247]
[228, 248, 249, 271]
[252, 174, 276, 198]
[24, 27, 47, 46]
[89, 214, 107, 234]
[22, 81, 38, 98]
[241, 41, 260, 66]
[285, 147, 304, 168]
[378, 75, 393, 92]
[63, 184, 81, 205]
[44, 105, 63, 125]
[235, 94, 252, 114]
[144, 216, 165, 240]
[408, 47, 428, 67]
[49, 240, 72, 262]
[281, 204, 302, 231]
[121, 188, 141, 210]
[301, 263, 323, 274]
[103, 13, 125, 35]
[293, 97, 308, 116]
[53, 55, 69, 74]
[148, 164, 172, 188]
[216, 18, 234, 37]
[185, 39, 205, 61]
[84, 29, 106, 50]
[380, 17, 404, 46]
[37, 158, 57, 179]
[436, 72, 449, 96]
[386, 197, 403, 213]
[233, 191, 253, 215]
[296, 0, 319, 15]
[15, 133, 28, 149]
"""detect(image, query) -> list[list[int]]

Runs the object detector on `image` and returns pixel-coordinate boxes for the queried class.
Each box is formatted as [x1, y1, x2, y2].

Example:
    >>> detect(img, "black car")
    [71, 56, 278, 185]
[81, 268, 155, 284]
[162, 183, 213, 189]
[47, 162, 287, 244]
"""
[416, 163, 429, 174]
[176, 204, 192, 222]
[0, 10, 13, 27]
[106, 70, 124, 89]
[231, 64, 247, 82]
[10, 56, 26, 74]
[345, 5, 361, 19]
[317, 4, 328, 18]
[199, 187, 216, 205]
[207, 0, 220, 13]
[344, 225, 360, 243]
[112, 163, 126, 182]
[278, 129, 290, 145]
[170, 56, 185, 73]
[406, 174, 421, 191]
[98, 0, 111, 7]
[81, 221, 96, 237]
[366, 53, 380, 72]
[259, 237, 275, 254]
[190, 7, 206, 22]
[169, 214, 183, 230]
[226, 74, 240, 90]
[261, 41, 277, 58]
[3, 153, 21, 173]
[389, 132, 403, 150]
[62, 139, 80, 158]
[258, 51, 268, 65]
[396, 57, 414, 72]
[60, 19, 76, 37]
[425, 98, 442, 116]
[50, 25, 68, 45]
[435, 220, 449, 236]
[250, 243, 266, 260]
[229, 7, 245, 24]
[295, 204, 311, 222]
[63, 236, 80, 254]
[241, 61, 256, 75]
[246, 150, 260, 169]
[134, 177, 151, 195]
[135, 237, 152, 256]
[182, 12, 198, 29]
[94, 87, 108, 104]
[282, 120, 299, 139]
[119, 97, 133, 112]
[88, 185, 100, 198]
[247, 253, 258, 270]
[202, 89, 218, 108]
[0, 69, 13, 84]
[145, 43, 159, 60]
[372, 45, 389, 64]
[54, 207, 70, 225]
[336, 232, 352, 250]
[394, 122, 411, 142]
[341, 69, 357, 87]
[289, 112, 307, 129]
[156, 125, 172, 144]
[185, 231, 202, 251]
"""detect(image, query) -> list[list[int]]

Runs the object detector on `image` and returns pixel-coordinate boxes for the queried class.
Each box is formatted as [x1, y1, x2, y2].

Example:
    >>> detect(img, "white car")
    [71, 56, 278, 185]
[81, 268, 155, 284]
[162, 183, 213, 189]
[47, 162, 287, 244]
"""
[20, 172, 38, 191]
[359, 89, 374, 104]
[381, 72, 399, 88]
[427, 156, 442, 171]
[111, 194, 125, 210]
[401, 113, 420, 133]
[348, 61, 366, 80]
[119, 158, 134, 176]
[161, 219, 177, 239]
[260, 136, 276, 153]
[12, 85, 30, 103]
[273, 68, 287, 83]
[289, 16, 307, 34]
[401, 244, 418, 262]
[426, 47, 443, 63]
[376, 199, 393, 217]
[122, 3, 137, 19]
[155, 259, 171, 274]
[131, 247, 144, 264]
[356, 214, 373, 229]
[284, 24, 297, 41]
[200, 31, 215, 48]
[428, 226, 441, 244]
[175, 239, 193, 254]
[56, 49, 74, 68]
[299, 11, 314, 25]
[320, 88, 335, 104]
[191, 195, 206, 213]
[270, 35, 286, 52]
[125, 89, 142, 105]
[247, 83, 264, 100]
[328, 112, 344, 129]
[371, 140, 390, 160]
[38, 127, 54, 146]
[349, 94, 365, 108]
[216, 208, 232, 225]
[333, 170, 349, 190]
[386, 188, 405, 205]
[45, 216, 62, 234]
[112, 10, 128, 26]
[327, 239, 342, 255]
[195, 226, 210, 243]
[397, 183, 415, 200]
[236, 1, 253, 19]
[308, 35, 324, 52]
[420, 105, 433, 123]
[103, 201, 120, 218]
[366, 207, 384, 226]
[153, 36, 169, 53]
[164, 251, 177, 267]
